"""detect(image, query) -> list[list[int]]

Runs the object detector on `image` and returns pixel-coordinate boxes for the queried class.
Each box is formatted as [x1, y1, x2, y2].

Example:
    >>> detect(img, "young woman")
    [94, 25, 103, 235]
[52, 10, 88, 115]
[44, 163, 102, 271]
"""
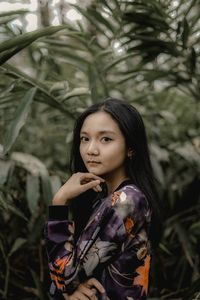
[44, 98, 162, 300]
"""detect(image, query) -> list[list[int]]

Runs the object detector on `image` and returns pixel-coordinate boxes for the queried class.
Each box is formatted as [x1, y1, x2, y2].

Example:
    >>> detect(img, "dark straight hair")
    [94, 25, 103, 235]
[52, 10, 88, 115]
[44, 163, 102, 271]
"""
[69, 97, 163, 249]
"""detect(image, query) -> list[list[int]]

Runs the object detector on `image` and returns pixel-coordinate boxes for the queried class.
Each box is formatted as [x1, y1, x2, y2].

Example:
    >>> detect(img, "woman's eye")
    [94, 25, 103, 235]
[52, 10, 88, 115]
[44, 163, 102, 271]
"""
[80, 136, 88, 142]
[80, 136, 112, 142]
[102, 137, 112, 142]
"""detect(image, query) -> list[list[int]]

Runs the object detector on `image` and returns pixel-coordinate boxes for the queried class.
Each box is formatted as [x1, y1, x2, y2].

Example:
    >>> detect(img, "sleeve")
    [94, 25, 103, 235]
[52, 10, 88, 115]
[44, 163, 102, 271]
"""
[96, 187, 152, 300]
[44, 187, 152, 299]
[43, 205, 80, 296]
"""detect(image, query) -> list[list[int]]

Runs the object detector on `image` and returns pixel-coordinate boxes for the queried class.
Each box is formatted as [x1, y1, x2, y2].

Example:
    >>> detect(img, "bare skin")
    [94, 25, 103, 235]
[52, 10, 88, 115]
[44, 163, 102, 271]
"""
[52, 172, 105, 205]
[53, 111, 134, 205]
[79, 111, 133, 194]
[62, 278, 105, 300]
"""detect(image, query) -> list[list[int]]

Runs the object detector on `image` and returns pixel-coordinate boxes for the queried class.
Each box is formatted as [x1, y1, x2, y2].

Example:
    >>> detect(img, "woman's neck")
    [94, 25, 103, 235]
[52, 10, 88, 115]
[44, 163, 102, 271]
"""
[104, 175, 130, 195]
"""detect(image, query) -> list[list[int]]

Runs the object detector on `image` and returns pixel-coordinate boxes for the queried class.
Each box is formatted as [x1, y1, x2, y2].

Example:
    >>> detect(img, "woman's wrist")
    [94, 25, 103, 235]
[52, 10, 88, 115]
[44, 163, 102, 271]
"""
[52, 199, 68, 205]
[52, 193, 70, 205]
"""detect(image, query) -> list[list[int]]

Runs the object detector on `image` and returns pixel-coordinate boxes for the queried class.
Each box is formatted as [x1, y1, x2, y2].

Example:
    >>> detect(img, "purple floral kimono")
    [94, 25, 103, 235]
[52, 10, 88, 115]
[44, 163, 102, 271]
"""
[44, 179, 152, 300]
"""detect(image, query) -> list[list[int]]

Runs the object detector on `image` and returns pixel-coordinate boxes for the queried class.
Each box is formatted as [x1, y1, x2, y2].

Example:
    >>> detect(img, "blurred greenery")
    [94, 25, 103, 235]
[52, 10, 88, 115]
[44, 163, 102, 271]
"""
[0, 0, 199, 299]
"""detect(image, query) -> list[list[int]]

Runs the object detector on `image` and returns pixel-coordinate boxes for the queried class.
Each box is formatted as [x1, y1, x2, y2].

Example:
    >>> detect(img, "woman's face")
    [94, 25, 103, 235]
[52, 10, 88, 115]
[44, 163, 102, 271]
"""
[79, 111, 129, 179]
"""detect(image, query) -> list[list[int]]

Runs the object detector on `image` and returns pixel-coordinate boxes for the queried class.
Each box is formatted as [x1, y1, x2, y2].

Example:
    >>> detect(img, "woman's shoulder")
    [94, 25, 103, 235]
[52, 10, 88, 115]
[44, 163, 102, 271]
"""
[118, 183, 145, 196]
[111, 183, 150, 214]
[113, 182, 146, 202]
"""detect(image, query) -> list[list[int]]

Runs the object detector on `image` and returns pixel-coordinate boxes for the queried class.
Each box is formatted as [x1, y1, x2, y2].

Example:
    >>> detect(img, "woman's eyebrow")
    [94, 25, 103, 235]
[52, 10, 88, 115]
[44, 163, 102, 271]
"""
[80, 130, 116, 135]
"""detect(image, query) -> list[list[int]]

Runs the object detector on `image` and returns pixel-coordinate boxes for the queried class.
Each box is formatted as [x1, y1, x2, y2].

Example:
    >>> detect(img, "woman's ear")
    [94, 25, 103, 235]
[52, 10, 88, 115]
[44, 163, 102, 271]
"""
[127, 148, 135, 159]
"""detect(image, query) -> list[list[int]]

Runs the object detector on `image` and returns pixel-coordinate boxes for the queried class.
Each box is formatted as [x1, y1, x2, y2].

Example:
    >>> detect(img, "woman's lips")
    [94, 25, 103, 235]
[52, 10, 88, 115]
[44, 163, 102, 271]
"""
[87, 161, 101, 165]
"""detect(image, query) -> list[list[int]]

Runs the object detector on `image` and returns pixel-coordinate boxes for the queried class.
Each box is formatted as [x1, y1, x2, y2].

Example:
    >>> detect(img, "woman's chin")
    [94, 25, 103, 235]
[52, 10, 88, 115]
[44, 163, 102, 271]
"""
[89, 170, 101, 175]
[87, 168, 104, 176]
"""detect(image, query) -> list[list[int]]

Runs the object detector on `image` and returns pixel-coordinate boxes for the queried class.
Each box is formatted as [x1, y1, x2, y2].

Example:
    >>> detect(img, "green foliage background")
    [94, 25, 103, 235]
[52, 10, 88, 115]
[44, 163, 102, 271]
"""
[0, 1, 200, 299]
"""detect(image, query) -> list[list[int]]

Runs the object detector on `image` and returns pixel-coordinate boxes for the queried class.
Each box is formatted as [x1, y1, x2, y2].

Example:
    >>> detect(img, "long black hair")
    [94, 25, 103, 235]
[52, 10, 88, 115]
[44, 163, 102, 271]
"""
[69, 97, 163, 249]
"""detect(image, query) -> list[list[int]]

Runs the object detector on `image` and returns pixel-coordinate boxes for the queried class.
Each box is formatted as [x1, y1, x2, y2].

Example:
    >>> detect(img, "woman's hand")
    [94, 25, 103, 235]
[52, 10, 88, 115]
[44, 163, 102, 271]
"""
[63, 278, 105, 300]
[52, 172, 105, 205]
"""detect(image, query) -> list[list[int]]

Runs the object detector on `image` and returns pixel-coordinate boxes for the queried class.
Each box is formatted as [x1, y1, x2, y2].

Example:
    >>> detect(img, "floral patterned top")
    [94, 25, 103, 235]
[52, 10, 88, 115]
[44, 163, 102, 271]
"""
[44, 179, 152, 300]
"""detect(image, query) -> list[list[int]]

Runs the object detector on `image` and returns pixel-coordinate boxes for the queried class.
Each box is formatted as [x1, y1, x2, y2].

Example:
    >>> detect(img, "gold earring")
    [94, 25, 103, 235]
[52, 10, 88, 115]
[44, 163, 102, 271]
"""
[127, 149, 134, 159]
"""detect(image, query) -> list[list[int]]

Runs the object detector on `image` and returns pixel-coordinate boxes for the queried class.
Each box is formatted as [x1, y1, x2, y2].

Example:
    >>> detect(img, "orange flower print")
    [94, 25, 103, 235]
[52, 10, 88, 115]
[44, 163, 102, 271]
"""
[133, 254, 151, 296]
[50, 256, 72, 290]
[111, 191, 121, 206]
[50, 272, 65, 290]
[124, 217, 135, 234]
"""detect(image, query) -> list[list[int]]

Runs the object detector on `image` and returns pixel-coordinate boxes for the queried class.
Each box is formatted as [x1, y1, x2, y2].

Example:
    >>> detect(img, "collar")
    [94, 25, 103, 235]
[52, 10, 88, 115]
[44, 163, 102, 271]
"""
[92, 178, 134, 209]
[113, 178, 133, 192]
[102, 178, 134, 197]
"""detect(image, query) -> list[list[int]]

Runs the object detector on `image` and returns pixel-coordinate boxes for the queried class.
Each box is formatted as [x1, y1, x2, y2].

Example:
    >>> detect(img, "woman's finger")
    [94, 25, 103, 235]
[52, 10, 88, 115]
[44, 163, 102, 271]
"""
[80, 178, 99, 192]
[96, 184, 102, 192]
[80, 173, 105, 183]
[90, 288, 98, 300]
[80, 179, 102, 193]
[93, 184, 102, 192]
[85, 278, 105, 294]
[74, 290, 89, 300]
[78, 284, 95, 298]
[90, 288, 97, 294]
[90, 294, 98, 300]
[67, 294, 77, 300]
[93, 187, 98, 192]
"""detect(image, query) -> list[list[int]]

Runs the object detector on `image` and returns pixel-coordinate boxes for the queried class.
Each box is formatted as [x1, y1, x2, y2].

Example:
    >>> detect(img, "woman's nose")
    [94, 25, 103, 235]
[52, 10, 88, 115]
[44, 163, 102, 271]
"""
[87, 141, 99, 155]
